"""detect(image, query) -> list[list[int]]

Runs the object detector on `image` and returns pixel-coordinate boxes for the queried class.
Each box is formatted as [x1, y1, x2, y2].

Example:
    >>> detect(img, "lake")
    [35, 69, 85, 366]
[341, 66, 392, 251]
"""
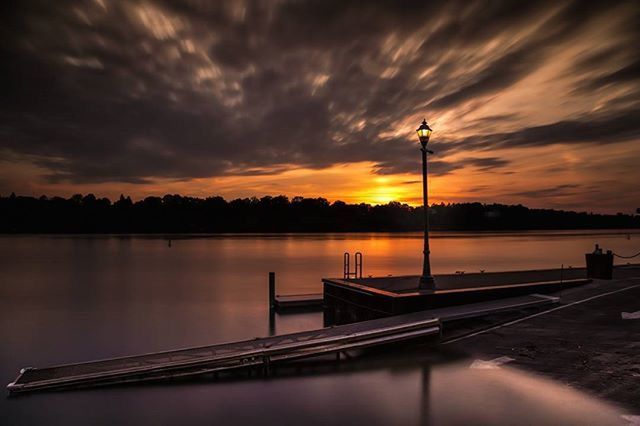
[1, 230, 637, 424]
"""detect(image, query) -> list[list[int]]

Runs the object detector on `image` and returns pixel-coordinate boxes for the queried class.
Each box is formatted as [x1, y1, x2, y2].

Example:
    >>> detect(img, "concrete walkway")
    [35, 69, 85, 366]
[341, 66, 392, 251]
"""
[445, 266, 640, 411]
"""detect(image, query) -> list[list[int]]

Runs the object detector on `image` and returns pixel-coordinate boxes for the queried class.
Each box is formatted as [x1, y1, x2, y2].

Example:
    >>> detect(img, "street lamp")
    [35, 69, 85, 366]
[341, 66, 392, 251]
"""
[417, 119, 435, 289]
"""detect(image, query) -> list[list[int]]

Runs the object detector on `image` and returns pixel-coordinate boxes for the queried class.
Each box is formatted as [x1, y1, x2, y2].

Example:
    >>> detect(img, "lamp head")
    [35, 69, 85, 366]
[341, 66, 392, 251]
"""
[416, 119, 432, 146]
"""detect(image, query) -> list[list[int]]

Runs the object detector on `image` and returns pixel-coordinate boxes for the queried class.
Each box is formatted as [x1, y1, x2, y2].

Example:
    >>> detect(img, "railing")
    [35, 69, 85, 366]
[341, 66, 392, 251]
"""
[343, 252, 363, 279]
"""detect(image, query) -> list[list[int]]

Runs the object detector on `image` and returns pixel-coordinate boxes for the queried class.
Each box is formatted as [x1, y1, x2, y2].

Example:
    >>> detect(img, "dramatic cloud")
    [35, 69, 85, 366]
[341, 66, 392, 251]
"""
[445, 107, 640, 152]
[508, 184, 582, 199]
[0, 0, 639, 211]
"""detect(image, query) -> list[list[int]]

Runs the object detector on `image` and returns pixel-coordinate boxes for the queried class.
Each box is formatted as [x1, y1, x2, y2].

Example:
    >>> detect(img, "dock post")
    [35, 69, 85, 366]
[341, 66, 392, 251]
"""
[263, 355, 271, 376]
[269, 272, 276, 311]
[269, 309, 276, 336]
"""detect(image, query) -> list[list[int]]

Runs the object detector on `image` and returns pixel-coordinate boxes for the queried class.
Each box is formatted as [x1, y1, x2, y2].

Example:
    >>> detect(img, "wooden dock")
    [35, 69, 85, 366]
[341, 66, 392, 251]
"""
[268, 272, 323, 312]
[323, 267, 591, 323]
[274, 293, 323, 310]
[7, 293, 557, 395]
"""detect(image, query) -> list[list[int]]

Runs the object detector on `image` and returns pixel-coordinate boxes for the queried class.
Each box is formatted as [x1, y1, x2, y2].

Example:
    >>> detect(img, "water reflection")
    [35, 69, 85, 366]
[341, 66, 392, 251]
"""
[201, 345, 626, 425]
[0, 231, 636, 424]
[425, 361, 624, 425]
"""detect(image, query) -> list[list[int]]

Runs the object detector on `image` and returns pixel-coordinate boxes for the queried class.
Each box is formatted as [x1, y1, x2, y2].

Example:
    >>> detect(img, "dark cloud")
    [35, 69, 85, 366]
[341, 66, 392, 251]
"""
[445, 107, 640, 153]
[373, 156, 509, 176]
[427, 0, 616, 110]
[466, 185, 490, 193]
[507, 184, 581, 199]
[467, 114, 522, 124]
[429, 40, 550, 111]
[463, 157, 510, 171]
[577, 58, 640, 92]
[0, 0, 638, 185]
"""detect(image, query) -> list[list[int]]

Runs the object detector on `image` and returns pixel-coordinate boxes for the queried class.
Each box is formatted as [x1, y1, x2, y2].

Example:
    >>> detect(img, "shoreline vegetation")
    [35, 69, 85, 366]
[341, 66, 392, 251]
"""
[1, 193, 638, 233]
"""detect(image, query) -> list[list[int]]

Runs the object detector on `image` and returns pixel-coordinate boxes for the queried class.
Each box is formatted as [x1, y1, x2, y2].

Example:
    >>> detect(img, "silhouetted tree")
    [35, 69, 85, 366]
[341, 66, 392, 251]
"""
[0, 193, 638, 233]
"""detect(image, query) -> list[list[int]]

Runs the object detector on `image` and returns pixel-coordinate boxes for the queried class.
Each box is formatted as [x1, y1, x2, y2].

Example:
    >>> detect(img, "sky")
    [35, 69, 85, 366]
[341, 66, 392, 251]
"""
[0, 0, 639, 213]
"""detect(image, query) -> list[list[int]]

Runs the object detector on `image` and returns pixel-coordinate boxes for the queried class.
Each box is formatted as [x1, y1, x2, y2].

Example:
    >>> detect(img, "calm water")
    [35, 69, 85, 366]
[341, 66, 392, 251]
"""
[1, 230, 637, 425]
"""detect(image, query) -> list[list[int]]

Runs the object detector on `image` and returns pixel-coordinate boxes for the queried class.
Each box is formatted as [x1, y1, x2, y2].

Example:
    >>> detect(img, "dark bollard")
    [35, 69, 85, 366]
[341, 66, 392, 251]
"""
[585, 244, 614, 279]
[269, 272, 276, 310]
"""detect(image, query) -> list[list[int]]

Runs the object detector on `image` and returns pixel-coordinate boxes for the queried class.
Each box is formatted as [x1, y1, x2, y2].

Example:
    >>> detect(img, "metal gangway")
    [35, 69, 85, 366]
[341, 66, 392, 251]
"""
[7, 293, 559, 395]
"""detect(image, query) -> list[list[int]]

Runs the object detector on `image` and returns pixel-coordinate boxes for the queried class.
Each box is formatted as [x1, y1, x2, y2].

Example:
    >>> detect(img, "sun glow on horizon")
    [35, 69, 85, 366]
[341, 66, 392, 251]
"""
[1, 1, 639, 214]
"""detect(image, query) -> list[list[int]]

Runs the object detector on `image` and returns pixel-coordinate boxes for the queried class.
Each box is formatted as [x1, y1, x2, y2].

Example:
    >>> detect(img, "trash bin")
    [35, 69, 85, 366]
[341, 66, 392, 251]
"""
[585, 244, 613, 279]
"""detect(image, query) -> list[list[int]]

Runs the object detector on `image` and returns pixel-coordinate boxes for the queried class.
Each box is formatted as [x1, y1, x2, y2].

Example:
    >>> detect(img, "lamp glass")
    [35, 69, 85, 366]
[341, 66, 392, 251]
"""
[417, 127, 431, 139]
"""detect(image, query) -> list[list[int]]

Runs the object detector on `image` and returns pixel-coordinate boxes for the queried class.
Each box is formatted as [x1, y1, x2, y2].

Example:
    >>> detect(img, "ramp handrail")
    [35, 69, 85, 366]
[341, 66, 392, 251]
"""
[343, 252, 363, 279]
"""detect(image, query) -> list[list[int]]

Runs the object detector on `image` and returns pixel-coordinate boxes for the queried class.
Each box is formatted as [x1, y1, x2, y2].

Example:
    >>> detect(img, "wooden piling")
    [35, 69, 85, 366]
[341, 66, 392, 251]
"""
[268, 270, 323, 313]
[269, 309, 276, 336]
[269, 272, 276, 310]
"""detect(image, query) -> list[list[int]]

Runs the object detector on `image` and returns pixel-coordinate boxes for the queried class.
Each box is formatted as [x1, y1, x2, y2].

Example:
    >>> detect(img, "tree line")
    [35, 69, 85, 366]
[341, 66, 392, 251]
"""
[0, 193, 638, 233]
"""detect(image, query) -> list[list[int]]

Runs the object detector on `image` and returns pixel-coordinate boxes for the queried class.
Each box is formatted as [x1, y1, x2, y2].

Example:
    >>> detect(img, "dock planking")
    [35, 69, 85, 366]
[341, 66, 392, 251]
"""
[268, 271, 323, 312]
[272, 267, 586, 313]
[8, 314, 440, 394]
[323, 266, 594, 323]
[322, 264, 640, 324]
[274, 293, 323, 310]
[7, 293, 557, 395]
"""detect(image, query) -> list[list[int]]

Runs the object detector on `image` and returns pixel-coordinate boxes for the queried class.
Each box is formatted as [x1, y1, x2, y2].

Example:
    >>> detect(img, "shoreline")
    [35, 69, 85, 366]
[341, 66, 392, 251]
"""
[0, 228, 639, 238]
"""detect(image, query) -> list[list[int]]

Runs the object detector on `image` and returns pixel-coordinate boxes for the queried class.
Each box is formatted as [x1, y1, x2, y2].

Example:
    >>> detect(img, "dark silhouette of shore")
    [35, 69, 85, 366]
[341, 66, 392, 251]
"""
[0, 193, 638, 233]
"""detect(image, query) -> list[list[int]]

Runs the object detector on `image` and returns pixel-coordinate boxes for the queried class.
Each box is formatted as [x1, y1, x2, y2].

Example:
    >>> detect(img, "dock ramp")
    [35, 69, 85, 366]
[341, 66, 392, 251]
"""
[7, 294, 556, 395]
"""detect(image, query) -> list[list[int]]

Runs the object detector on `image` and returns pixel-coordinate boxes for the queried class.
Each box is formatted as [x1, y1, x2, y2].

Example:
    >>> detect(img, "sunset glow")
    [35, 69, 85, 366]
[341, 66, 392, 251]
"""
[1, 1, 639, 212]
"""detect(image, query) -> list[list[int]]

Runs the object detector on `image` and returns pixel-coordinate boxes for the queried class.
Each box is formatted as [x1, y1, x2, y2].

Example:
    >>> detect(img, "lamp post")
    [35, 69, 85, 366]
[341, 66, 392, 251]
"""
[417, 119, 435, 289]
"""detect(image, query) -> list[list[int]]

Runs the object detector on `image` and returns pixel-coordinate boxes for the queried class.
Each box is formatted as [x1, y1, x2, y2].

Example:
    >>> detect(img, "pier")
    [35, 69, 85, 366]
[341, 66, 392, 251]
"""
[323, 266, 591, 324]
[8, 293, 559, 395]
[274, 293, 323, 310]
[7, 264, 639, 397]
[268, 272, 323, 311]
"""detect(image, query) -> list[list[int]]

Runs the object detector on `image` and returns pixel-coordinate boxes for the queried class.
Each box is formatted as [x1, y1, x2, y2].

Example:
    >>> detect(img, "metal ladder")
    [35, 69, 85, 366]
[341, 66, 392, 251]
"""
[343, 252, 363, 279]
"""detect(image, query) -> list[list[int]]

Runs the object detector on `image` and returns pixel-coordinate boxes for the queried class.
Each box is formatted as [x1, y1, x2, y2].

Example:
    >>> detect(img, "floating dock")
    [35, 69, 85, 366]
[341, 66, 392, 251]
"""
[274, 293, 323, 310]
[11, 264, 638, 396]
[324, 267, 591, 324]
[272, 267, 588, 314]
[7, 293, 558, 395]
[268, 271, 323, 312]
